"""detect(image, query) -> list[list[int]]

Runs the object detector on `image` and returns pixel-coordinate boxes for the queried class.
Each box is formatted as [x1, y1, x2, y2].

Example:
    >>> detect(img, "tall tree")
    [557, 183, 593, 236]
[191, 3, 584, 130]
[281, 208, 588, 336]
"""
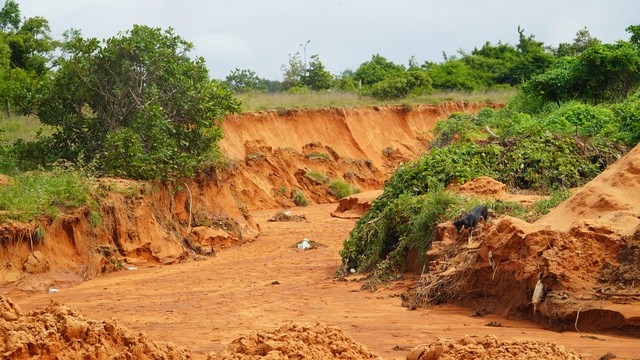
[302, 54, 333, 90]
[36, 26, 239, 180]
[0, 0, 20, 32]
[557, 27, 601, 57]
[280, 52, 304, 90]
[225, 68, 267, 92]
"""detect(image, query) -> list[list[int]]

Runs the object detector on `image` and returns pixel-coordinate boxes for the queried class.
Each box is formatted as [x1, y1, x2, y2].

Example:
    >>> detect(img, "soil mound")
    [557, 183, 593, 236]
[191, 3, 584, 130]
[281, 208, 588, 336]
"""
[406, 335, 584, 360]
[0, 295, 191, 359]
[210, 322, 380, 359]
[331, 190, 383, 219]
[458, 176, 507, 196]
[537, 142, 640, 233]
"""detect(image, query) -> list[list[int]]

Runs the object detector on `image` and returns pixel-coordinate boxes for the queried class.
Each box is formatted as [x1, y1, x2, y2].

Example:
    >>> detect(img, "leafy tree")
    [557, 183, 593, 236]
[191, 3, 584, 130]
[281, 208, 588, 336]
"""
[6, 15, 56, 75]
[424, 59, 483, 91]
[626, 24, 640, 46]
[556, 27, 601, 57]
[366, 66, 432, 99]
[334, 69, 358, 92]
[0, 0, 19, 32]
[524, 38, 640, 103]
[224, 68, 267, 92]
[281, 52, 304, 90]
[0, 1, 55, 115]
[511, 26, 555, 84]
[353, 54, 405, 86]
[302, 54, 333, 90]
[35, 25, 239, 180]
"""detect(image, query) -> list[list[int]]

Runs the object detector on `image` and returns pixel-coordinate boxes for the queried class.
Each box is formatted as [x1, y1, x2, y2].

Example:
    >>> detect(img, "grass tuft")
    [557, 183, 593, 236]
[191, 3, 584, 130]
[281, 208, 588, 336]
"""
[0, 170, 92, 222]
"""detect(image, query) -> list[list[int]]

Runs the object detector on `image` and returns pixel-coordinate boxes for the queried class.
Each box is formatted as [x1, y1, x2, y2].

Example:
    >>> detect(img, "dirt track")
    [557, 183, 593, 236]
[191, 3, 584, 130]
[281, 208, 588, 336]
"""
[6, 203, 640, 359]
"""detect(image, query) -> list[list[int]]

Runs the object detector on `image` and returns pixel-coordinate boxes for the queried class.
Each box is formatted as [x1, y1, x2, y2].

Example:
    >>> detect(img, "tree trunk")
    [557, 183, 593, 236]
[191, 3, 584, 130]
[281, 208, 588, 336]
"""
[5, 98, 11, 117]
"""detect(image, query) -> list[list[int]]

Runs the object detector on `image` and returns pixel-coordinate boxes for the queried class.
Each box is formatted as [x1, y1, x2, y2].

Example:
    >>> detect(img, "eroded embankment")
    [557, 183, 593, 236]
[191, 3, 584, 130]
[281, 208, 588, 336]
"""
[1, 102, 496, 291]
[404, 144, 640, 334]
[0, 175, 257, 292]
[220, 102, 499, 210]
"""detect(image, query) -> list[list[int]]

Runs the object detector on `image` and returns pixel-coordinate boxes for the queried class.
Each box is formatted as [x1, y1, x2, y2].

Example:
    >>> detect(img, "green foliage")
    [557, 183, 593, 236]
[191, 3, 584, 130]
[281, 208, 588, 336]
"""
[327, 179, 359, 199]
[34, 25, 239, 180]
[524, 39, 640, 104]
[0, 170, 91, 221]
[531, 188, 571, 219]
[354, 54, 405, 86]
[365, 67, 432, 100]
[224, 68, 267, 93]
[556, 27, 602, 57]
[340, 189, 461, 273]
[306, 152, 331, 160]
[281, 52, 304, 90]
[292, 190, 308, 207]
[89, 210, 102, 227]
[0, 0, 20, 31]
[615, 91, 640, 144]
[340, 96, 631, 273]
[302, 54, 333, 90]
[425, 59, 484, 91]
[306, 171, 329, 183]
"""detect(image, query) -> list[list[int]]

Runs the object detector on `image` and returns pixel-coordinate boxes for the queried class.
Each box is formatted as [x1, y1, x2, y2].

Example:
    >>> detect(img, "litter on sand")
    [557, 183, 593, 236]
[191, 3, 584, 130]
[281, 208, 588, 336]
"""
[297, 239, 312, 250]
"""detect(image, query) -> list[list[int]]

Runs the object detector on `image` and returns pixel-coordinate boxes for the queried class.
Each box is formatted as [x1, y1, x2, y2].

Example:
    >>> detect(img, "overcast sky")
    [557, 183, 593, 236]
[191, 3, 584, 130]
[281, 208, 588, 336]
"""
[20, 0, 640, 80]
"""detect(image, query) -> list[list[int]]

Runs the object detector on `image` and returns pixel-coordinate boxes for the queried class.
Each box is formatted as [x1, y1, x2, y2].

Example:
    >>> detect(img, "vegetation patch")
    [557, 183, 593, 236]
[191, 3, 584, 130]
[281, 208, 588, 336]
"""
[0, 170, 92, 222]
[340, 53, 640, 277]
[291, 190, 308, 207]
[305, 171, 329, 184]
[307, 152, 331, 161]
[327, 179, 360, 199]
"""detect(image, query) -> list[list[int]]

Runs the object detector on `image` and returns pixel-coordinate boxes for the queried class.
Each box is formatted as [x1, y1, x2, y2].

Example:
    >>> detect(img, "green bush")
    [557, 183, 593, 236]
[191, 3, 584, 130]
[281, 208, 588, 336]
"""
[523, 40, 640, 104]
[306, 171, 329, 183]
[327, 179, 359, 199]
[292, 190, 308, 207]
[34, 25, 239, 180]
[340, 189, 461, 273]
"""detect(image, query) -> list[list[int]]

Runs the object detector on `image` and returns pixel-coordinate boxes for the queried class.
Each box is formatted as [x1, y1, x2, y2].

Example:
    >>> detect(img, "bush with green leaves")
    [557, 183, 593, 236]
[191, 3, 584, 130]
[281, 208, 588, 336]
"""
[523, 29, 640, 105]
[292, 190, 308, 207]
[340, 189, 463, 273]
[327, 179, 359, 199]
[32, 25, 239, 180]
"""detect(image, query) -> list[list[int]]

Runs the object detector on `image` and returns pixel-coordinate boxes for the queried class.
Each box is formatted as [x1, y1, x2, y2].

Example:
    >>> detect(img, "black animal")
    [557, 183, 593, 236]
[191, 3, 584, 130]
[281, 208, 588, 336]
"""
[453, 205, 489, 246]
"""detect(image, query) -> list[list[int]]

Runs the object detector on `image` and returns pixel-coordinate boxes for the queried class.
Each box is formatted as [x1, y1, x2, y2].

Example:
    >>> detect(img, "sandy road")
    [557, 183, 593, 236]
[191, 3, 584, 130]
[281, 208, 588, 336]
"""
[5, 203, 640, 359]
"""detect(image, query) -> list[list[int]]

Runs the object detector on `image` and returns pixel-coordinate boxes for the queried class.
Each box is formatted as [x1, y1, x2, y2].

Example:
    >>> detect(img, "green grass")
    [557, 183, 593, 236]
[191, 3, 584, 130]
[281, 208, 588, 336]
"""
[0, 114, 54, 144]
[235, 89, 515, 112]
[0, 171, 92, 222]
[306, 171, 329, 183]
[307, 152, 331, 161]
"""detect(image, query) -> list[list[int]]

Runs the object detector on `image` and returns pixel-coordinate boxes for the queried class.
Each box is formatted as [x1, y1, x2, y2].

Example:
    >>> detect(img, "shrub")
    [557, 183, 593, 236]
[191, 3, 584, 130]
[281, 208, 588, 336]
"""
[328, 179, 359, 199]
[35, 25, 239, 180]
[340, 189, 461, 273]
[307, 152, 331, 160]
[292, 190, 308, 207]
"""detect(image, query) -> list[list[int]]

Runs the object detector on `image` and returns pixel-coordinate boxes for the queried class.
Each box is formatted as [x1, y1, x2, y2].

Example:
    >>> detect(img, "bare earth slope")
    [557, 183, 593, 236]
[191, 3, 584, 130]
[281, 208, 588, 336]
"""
[219, 103, 498, 210]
